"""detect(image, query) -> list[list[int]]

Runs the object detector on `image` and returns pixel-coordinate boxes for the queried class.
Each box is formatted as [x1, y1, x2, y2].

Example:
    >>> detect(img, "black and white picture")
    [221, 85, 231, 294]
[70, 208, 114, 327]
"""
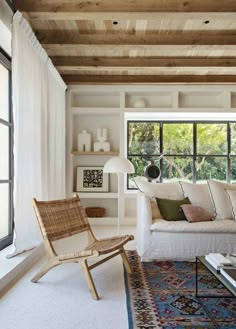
[76, 166, 109, 192]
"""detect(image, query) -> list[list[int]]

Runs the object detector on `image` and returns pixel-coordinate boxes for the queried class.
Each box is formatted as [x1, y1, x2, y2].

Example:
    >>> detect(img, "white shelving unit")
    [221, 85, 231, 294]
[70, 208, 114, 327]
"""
[67, 87, 124, 225]
[66, 84, 236, 226]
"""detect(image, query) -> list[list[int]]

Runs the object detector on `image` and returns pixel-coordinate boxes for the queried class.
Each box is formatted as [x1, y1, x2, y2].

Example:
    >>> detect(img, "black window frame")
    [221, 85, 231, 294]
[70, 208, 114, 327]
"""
[0, 47, 14, 250]
[127, 120, 236, 190]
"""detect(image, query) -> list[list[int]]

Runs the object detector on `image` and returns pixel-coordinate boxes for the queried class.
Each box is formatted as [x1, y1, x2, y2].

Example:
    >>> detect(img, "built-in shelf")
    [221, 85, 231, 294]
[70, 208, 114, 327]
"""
[74, 192, 118, 198]
[231, 92, 236, 108]
[125, 92, 173, 108]
[88, 216, 116, 220]
[88, 217, 118, 226]
[71, 92, 120, 108]
[125, 107, 171, 112]
[71, 151, 119, 156]
[72, 107, 120, 115]
[88, 216, 136, 226]
[124, 191, 137, 198]
[178, 91, 225, 109]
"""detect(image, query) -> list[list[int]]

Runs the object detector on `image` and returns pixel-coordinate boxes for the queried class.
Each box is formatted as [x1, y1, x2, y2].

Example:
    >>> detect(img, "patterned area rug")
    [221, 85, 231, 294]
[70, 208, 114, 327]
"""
[124, 251, 236, 329]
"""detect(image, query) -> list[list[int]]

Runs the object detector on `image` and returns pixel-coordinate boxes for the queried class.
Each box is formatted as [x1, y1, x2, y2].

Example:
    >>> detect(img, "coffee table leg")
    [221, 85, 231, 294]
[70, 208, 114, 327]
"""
[197, 298, 220, 329]
[195, 257, 219, 329]
[196, 257, 198, 297]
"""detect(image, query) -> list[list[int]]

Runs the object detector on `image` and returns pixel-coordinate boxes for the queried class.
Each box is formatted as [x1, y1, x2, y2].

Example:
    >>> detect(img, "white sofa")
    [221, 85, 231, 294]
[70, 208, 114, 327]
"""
[136, 180, 236, 261]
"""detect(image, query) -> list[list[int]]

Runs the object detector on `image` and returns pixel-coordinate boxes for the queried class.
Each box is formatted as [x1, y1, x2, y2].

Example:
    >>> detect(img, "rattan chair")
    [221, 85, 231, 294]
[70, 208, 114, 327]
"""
[32, 195, 134, 300]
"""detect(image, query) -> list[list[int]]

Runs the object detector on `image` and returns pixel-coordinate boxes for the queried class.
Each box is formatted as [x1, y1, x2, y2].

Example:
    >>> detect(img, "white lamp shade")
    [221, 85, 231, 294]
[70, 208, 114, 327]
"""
[103, 156, 135, 174]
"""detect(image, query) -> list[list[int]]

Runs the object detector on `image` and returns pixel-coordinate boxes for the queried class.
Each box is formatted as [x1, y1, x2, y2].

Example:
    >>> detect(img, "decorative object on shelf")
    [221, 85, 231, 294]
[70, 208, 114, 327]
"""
[78, 130, 91, 152]
[103, 156, 134, 232]
[141, 153, 163, 182]
[134, 98, 146, 108]
[144, 160, 161, 182]
[76, 166, 109, 192]
[93, 128, 111, 152]
[85, 207, 106, 217]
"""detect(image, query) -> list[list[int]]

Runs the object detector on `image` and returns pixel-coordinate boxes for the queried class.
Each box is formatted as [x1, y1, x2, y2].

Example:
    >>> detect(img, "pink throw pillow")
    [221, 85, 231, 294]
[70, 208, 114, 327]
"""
[180, 204, 215, 223]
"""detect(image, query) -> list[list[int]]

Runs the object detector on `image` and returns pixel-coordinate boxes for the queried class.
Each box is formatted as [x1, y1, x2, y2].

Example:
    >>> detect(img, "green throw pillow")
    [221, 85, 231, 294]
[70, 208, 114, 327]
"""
[155, 197, 191, 221]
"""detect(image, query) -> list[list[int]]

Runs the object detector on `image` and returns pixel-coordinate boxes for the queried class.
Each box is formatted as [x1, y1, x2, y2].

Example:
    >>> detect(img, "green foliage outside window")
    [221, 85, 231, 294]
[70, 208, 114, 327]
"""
[197, 123, 227, 155]
[128, 122, 160, 155]
[127, 121, 236, 189]
[163, 123, 193, 155]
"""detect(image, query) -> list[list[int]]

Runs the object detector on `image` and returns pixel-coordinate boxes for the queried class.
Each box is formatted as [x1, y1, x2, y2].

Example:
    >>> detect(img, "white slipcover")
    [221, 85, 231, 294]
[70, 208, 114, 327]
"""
[137, 192, 236, 261]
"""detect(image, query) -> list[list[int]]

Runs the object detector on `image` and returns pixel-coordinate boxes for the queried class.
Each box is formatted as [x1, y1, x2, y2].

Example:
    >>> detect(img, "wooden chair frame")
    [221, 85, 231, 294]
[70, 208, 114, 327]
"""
[32, 196, 134, 300]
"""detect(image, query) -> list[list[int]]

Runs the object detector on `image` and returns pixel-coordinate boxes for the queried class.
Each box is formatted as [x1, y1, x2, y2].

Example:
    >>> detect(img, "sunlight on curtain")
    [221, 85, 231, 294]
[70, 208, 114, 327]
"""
[9, 11, 66, 256]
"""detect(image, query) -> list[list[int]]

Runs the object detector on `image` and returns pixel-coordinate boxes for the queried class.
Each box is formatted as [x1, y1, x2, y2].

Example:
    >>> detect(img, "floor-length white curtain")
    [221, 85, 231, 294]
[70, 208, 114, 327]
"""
[47, 62, 66, 199]
[10, 11, 66, 256]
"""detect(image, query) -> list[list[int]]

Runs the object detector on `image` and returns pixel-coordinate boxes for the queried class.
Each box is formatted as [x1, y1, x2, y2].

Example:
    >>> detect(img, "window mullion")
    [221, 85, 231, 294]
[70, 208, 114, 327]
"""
[0, 180, 12, 184]
[227, 122, 231, 183]
[0, 47, 11, 69]
[160, 122, 163, 182]
[0, 118, 13, 127]
[0, 47, 13, 251]
[193, 122, 197, 183]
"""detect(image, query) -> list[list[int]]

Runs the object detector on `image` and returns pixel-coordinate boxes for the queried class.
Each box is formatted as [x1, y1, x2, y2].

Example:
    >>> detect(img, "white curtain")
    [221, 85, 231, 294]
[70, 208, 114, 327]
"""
[9, 11, 67, 256]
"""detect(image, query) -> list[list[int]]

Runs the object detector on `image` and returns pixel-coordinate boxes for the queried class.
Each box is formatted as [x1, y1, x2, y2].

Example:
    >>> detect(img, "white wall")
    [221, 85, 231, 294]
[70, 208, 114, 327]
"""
[66, 84, 236, 224]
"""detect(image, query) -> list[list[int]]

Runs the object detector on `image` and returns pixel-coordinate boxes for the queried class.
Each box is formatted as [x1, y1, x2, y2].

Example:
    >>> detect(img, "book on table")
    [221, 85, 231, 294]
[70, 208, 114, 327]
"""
[205, 253, 232, 270]
[220, 268, 236, 288]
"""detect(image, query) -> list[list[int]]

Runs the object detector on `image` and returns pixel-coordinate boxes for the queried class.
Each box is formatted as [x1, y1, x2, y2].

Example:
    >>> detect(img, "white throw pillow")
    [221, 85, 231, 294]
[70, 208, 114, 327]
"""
[225, 189, 236, 221]
[207, 179, 236, 220]
[134, 178, 184, 199]
[180, 181, 214, 216]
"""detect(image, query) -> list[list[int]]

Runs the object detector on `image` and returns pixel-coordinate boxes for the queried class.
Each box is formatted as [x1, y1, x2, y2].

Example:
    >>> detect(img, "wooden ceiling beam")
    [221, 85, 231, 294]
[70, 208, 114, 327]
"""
[14, 0, 236, 13]
[44, 44, 236, 57]
[62, 74, 236, 84]
[38, 31, 236, 46]
[22, 12, 236, 21]
[14, 1, 236, 85]
[51, 56, 236, 68]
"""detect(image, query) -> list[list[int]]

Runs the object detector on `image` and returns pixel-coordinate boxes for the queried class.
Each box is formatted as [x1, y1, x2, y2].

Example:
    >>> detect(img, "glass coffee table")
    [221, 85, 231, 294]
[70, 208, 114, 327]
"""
[196, 256, 236, 329]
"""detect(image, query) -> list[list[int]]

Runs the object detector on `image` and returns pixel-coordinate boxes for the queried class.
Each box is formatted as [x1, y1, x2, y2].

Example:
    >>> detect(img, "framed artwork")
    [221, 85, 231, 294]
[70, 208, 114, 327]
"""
[76, 166, 109, 192]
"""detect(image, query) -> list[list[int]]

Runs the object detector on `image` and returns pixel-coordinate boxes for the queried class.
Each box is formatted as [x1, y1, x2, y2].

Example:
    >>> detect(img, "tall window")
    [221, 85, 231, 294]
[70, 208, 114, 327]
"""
[0, 48, 13, 250]
[127, 121, 236, 189]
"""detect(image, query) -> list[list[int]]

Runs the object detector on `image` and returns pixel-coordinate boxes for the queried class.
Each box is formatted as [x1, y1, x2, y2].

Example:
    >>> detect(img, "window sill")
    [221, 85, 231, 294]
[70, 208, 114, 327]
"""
[0, 243, 45, 297]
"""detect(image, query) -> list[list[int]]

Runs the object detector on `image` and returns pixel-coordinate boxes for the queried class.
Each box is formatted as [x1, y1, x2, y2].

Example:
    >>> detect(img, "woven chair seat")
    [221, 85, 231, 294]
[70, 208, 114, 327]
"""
[85, 235, 133, 255]
[58, 249, 99, 261]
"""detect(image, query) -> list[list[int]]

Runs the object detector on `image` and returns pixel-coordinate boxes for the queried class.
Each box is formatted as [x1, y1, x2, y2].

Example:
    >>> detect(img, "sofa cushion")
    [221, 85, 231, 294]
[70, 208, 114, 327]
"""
[207, 180, 236, 220]
[180, 204, 214, 223]
[150, 218, 236, 233]
[155, 197, 191, 221]
[134, 178, 184, 199]
[225, 189, 236, 221]
[150, 198, 163, 220]
[180, 181, 214, 216]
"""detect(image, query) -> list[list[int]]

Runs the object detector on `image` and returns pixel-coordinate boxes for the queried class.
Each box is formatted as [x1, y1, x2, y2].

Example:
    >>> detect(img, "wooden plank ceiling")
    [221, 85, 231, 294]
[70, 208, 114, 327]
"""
[13, 0, 236, 84]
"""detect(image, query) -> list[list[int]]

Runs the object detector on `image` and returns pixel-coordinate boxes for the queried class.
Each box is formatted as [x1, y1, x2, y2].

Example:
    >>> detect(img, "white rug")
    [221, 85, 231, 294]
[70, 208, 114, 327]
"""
[0, 226, 136, 329]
